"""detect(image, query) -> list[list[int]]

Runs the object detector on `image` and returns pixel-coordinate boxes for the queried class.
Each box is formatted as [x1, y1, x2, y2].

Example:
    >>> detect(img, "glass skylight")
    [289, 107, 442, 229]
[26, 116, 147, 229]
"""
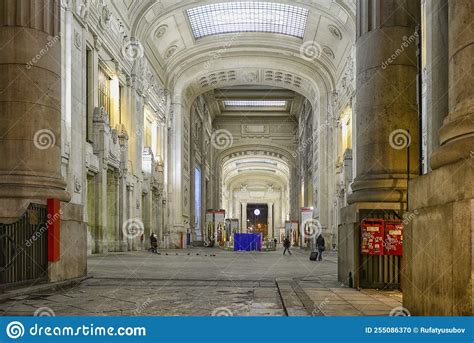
[224, 100, 287, 107]
[187, 2, 308, 39]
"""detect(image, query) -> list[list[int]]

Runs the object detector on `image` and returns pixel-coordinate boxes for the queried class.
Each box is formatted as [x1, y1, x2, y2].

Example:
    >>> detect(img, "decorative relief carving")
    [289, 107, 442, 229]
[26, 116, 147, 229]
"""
[93, 107, 109, 124]
[99, 0, 112, 29]
[241, 125, 269, 136]
[74, 30, 82, 50]
[76, 0, 90, 23]
[328, 24, 342, 40]
[165, 45, 178, 59]
[155, 25, 168, 39]
[183, 186, 189, 207]
[242, 71, 258, 83]
[74, 176, 82, 193]
[322, 46, 335, 60]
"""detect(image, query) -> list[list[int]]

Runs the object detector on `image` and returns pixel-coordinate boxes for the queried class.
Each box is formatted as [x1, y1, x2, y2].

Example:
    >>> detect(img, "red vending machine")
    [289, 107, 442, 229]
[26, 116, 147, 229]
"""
[384, 220, 403, 255]
[361, 219, 384, 255]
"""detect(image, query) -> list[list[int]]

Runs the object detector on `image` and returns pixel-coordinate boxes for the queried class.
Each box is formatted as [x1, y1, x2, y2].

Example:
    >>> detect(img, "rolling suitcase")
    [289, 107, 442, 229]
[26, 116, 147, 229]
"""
[309, 251, 318, 261]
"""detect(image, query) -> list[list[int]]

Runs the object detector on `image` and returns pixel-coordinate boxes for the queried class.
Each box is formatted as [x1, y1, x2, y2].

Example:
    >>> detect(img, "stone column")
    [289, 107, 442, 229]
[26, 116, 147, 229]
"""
[348, 0, 421, 204]
[339, 0, 421, 289]
[267, 202, 274, 239]
[422, 0, 449, 172]
[430, 1, 474, 169]
[0, 0, 68, 221]
[405, 0, 474, 316]
[241, 202, 247, 232]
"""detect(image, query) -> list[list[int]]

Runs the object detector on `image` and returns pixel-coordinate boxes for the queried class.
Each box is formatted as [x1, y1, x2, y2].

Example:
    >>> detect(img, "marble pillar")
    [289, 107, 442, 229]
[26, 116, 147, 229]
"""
[405, 0, 474, 316]
[0, 0, 68, 221]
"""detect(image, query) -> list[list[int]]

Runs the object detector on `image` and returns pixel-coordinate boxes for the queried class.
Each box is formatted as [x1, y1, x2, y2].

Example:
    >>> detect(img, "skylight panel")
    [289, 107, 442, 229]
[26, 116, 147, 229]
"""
[187, 2, 308, 39]
[224, 100, 287, 107]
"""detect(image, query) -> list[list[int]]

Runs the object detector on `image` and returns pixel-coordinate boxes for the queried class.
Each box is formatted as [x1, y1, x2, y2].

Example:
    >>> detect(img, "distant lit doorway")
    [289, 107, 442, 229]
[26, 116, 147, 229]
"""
[246, 204, 268, 239]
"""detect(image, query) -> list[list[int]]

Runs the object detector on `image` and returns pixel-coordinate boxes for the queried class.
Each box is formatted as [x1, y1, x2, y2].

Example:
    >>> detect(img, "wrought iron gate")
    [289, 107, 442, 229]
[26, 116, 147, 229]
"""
[359, 209, 402, 289]
[0, 204, 48, 287]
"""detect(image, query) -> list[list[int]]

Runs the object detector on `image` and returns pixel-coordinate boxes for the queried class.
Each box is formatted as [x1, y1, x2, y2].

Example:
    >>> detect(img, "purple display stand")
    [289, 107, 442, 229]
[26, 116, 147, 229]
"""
[234, 233, 262, 251]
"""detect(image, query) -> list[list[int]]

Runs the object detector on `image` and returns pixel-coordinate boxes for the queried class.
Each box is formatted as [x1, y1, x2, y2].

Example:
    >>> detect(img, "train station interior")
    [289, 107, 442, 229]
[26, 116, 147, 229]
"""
[0, 0, 472, 316]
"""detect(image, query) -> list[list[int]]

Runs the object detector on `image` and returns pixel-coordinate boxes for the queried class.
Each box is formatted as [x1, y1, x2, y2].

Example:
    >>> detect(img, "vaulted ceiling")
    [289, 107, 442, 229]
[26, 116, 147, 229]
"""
[118, 0, 356, 99]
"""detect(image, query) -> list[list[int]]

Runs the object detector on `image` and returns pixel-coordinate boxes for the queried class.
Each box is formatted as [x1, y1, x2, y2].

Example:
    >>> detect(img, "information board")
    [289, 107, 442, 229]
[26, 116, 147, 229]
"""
[384, 220, 403, 255]
[361, 219, 384, 255]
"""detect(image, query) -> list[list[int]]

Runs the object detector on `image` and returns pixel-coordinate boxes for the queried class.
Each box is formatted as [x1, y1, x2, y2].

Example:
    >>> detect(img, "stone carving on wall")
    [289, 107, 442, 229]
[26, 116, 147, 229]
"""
[336, 51, 355, 102]
[93, 106, 109, 124]
[183, 186, 188, 207]
[131, 55, 159, 98]
[99, 0, 112, 29]
[242, 71, 258, 83]
[74, 175, 82, 193]
[74, 30, 82, 50]
[183, 119, 190, 173]
[241, 124, 269, 137]
[76, 0, 90, 23]
[93, 33, 102, 51]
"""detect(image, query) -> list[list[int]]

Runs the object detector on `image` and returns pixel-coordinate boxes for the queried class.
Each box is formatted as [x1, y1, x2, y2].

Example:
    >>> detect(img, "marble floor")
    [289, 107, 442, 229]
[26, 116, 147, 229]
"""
[0, 247, 402, 316]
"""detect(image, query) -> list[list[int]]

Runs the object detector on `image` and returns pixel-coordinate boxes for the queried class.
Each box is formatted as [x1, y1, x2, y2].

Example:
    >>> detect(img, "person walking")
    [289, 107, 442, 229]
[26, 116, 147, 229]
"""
[149, 233, 159, 253]
[283, 236, 292, 255]
[316, 234, 325, 261]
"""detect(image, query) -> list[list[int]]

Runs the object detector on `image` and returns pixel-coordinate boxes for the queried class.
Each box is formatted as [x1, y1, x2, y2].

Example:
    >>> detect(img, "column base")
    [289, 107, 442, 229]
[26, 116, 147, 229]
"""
[348, 178, 409, 204]
[168, 225, 187, 249]
[48, 203, 87, 283]
[404, 159, 473, 315]
[339, 202, 406, 289]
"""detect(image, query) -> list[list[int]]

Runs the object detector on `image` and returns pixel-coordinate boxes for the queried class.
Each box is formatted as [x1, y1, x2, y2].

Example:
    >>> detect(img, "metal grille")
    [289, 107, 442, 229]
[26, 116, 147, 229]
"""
[0, 204, 48, 287]
[359, 209, 402, 289]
